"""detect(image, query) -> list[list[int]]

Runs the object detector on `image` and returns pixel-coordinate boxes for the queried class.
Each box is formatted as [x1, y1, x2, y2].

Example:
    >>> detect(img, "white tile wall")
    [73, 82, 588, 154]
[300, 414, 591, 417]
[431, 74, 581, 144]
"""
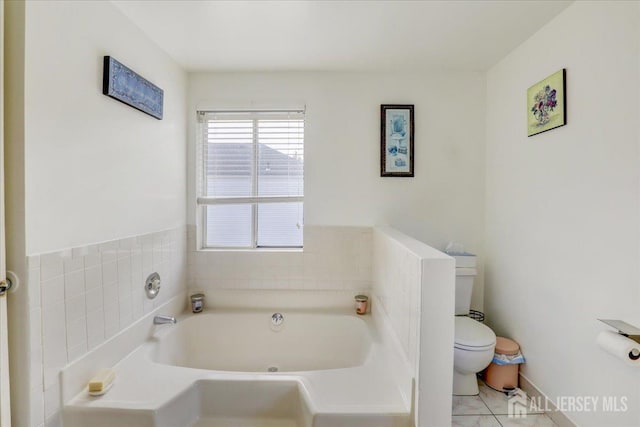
[372, 227, 423, 372]
[372, 226, 456, 426]
[187, 225, 372, 292]
[27, 226, 187, 427]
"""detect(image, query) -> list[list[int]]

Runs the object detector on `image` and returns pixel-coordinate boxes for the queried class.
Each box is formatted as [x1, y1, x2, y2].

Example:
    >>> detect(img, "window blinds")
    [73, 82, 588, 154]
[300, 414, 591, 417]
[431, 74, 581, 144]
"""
[198, 111, 304, 248]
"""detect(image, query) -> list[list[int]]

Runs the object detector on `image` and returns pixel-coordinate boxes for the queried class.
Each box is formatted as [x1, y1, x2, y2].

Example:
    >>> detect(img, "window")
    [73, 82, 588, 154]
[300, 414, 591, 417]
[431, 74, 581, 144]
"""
[197, 110, 304, 249]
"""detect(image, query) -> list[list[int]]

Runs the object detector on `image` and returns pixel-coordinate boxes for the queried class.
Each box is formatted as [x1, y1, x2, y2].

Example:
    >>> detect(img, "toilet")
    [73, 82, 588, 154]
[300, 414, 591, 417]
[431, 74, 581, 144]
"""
[453, 268, 496, 395]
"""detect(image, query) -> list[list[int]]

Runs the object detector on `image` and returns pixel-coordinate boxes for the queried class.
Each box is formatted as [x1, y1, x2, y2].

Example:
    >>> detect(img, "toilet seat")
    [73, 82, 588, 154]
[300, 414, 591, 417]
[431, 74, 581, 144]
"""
[454, 316, 496, 351]
[455, 342, 495, 352]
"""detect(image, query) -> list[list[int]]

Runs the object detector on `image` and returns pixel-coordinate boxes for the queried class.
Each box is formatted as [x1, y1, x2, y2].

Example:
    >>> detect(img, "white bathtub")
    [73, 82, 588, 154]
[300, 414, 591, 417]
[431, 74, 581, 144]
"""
[63, 308, 411, 427]
[152, 311, 372, 372]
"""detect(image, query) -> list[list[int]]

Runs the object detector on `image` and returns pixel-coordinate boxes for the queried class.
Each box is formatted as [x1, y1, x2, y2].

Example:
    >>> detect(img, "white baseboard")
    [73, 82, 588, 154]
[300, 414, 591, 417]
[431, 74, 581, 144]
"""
[519, 373, 578, 427]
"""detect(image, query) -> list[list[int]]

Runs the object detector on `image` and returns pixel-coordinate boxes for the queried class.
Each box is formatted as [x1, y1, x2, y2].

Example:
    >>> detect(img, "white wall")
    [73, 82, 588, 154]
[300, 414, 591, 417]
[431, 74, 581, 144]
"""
[485, 2, 640, 426]
[24, 0, 187, 255]
[188, 71, 487, 308]
[5, 2, 189, 426]
[4, 2, 29, 426]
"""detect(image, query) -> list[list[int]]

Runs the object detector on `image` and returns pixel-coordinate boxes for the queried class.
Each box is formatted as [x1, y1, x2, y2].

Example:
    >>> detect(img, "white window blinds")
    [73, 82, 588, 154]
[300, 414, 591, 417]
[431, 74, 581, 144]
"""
[198, 110, 304, 248]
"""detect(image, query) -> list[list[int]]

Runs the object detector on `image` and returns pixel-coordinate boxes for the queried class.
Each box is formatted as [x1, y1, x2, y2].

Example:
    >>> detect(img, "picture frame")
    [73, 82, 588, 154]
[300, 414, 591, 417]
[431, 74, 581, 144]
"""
[527, 69, 566, 137]
[102, 56, 164, 120]
[381, 104, 414, 177]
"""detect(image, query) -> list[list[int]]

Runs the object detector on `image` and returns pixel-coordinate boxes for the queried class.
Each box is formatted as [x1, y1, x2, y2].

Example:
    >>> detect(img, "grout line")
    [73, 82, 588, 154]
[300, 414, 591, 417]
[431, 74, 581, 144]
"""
[82, 254, 89, 354]
[477, 390, 494, 415]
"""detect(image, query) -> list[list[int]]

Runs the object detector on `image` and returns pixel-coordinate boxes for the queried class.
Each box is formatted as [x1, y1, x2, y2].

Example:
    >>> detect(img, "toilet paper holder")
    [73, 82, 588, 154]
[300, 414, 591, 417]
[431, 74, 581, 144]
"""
[598, 319, 640, 344]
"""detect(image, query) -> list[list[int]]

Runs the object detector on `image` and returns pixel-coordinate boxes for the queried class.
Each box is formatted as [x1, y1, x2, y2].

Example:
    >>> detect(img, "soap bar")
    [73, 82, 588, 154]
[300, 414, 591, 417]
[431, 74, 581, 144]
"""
[88, 369, 115, 393]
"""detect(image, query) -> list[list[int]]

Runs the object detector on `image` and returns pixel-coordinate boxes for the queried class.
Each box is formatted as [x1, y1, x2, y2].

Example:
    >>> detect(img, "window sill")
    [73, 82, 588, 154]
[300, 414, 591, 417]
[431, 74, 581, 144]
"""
[197, 247, 303, 253]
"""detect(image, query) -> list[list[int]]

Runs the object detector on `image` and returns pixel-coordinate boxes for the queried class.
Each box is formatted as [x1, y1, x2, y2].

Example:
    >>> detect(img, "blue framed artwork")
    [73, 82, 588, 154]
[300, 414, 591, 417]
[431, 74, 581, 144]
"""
[102, 56, 164, 120]
[381, 104, 414, 177]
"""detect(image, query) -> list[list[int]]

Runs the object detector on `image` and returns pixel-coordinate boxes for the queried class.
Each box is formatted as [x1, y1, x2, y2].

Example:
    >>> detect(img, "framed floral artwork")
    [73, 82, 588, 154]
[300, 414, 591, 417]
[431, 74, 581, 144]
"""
[381, 104, 414, 177]
[527, 69, 566, 137]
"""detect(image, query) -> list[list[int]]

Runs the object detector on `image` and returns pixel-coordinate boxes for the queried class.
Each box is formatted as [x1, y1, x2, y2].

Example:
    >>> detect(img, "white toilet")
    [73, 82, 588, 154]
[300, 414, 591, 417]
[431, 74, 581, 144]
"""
[453, 268, 496, 395]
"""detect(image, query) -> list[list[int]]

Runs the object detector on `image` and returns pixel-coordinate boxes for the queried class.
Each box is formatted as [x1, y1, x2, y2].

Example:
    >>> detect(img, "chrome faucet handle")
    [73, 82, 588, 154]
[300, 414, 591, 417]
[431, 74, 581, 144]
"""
[154, 315, 177, 325]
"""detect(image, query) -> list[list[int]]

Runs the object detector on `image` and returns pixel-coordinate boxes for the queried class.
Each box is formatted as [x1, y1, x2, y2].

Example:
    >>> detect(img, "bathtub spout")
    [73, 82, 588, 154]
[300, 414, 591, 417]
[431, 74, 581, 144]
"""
[154, 315, 177, 325]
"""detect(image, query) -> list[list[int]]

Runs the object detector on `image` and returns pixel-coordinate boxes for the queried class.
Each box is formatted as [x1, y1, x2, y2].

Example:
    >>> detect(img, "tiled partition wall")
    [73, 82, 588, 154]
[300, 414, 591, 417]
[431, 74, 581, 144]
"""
[372, 226, 455, 427]
[188, 225, 372, 291]
[26, 226, 187, 427]
[372, 227, 422, 373]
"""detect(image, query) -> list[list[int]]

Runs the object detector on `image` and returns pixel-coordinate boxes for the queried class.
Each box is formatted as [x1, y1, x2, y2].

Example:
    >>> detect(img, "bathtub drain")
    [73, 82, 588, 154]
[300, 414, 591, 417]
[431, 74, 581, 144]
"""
[267, 366, 278, 372]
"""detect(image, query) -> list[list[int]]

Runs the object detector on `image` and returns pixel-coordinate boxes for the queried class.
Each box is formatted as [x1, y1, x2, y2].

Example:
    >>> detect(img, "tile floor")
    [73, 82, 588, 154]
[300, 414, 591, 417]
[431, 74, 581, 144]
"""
[452, 379, 558, 427]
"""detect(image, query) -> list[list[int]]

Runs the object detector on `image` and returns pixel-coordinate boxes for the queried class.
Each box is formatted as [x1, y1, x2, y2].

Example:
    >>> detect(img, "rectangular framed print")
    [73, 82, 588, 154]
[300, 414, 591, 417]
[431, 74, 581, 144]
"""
[381, 104, 414, 177]
[103, 56, 164, 120]
[527, 69, 566, 137]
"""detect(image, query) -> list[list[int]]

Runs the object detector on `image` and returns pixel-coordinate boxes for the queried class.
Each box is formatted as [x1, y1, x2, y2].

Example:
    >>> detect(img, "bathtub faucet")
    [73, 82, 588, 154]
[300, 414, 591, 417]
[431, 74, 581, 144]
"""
[153, 314, 177, 325]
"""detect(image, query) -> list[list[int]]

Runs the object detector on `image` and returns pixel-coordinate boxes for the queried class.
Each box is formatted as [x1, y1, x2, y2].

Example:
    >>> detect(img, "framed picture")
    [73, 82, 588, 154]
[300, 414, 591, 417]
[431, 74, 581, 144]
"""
[527, 69, 566, 137]
[103, 56, 164, 120]
[381, 104, 414, 177]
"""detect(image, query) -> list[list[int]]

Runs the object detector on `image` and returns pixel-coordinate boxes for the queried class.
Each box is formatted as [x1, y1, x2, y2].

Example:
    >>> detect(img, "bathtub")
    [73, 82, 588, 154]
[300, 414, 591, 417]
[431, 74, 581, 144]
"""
[63, 308, 412, 427]
[152, 311, 372, 372]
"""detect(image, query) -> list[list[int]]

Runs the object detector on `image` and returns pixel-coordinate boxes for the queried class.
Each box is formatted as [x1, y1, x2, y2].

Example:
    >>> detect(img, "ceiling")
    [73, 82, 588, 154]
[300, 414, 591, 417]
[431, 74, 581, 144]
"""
[112, 0, 572, 72]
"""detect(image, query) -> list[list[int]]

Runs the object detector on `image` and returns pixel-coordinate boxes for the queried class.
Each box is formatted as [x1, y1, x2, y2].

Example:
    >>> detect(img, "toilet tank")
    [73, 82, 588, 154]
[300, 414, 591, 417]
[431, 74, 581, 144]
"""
[455, 268, 477, 315]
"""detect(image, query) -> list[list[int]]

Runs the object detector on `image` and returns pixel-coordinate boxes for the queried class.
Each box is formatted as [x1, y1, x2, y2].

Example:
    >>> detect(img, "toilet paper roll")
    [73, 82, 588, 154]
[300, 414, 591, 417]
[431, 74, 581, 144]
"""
[597, 331, 640, 366]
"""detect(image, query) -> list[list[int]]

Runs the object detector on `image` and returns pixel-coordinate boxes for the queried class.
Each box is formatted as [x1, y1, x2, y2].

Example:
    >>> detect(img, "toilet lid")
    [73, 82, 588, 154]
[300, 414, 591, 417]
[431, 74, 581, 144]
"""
[454, 316, 496, 348]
